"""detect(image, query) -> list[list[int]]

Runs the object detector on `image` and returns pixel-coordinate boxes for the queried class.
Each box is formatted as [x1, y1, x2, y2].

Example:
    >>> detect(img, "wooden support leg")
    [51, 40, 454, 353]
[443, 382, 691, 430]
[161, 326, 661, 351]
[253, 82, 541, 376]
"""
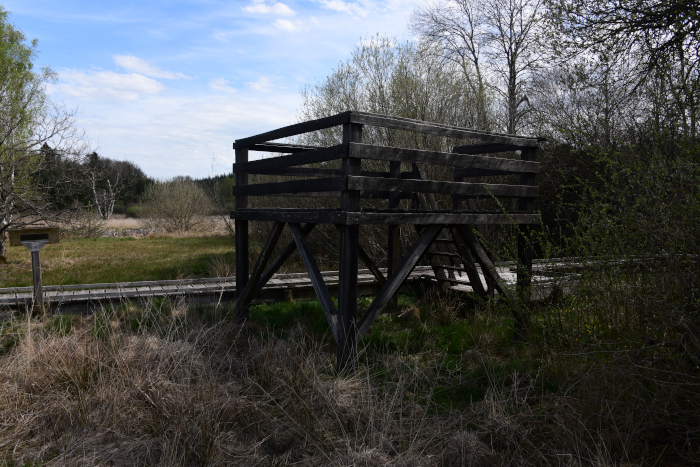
[235, 219, 248, 323]
[516, 225, 533, 340]
[387, 224, 400, 308]
[387, 160, 401, 310]
[450, 226, 487, 297]
[337, 223, 359, 373]
[234, 146, 249, 323]
[236, 222, 285, 317]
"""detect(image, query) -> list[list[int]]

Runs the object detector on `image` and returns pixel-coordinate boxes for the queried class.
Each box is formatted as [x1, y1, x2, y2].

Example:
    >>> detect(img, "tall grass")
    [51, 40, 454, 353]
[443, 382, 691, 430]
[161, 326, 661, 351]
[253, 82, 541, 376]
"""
[2, 288, 695, 466]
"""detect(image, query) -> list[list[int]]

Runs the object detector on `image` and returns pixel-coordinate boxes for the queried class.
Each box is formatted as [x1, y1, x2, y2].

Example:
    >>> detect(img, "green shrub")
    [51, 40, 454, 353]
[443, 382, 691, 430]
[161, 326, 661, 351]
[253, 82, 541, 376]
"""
[125, 205, 143, 218]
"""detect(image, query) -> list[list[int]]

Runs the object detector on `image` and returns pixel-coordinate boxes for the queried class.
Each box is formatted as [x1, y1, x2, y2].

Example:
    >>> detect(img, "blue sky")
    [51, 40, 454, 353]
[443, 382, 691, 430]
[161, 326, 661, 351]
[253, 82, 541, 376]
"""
[4, 0, 416, 178]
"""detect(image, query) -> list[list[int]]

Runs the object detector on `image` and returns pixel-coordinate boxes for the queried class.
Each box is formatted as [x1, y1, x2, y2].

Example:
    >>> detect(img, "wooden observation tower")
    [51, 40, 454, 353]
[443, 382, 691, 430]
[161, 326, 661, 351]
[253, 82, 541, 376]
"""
[231, 111, 540, 372]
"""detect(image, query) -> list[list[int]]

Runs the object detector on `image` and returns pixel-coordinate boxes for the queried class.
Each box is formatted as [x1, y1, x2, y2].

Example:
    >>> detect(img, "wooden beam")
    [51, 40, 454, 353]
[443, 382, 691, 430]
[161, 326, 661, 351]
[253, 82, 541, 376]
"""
[347, 176, 539, 198]
[234, 146, 249, 323]
[452, 142, 524, 154]
[357, 224, 442, 337]
[231, 176, 345, 197]
[453, 168, 533, 178]
[349, 112, 539, 147]
[236, 222, 285, 314]
[249, 142, 324, 153]
[337, 122, 362, 373]
[349, 143, 540, 173]
[249, 167, 389, 178]
[358, 244, 387, 286]
[230, 208, 541, 225]
[289, 223, 339, 340]
[516, 146, 537, 340]
[231, 144, 345, 174]
[253, 223, 317, 297]
[453, 225, 525, 326]
[387, 160, 401, 310]
[449, 226, 487, 297]
[233, 112, 351, 149]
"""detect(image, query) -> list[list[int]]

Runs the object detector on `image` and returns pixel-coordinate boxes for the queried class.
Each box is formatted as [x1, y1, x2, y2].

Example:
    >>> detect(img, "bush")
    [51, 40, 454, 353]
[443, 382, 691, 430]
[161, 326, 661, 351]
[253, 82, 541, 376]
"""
[140, 178, 213, 233]
[124, 205, 143, 218]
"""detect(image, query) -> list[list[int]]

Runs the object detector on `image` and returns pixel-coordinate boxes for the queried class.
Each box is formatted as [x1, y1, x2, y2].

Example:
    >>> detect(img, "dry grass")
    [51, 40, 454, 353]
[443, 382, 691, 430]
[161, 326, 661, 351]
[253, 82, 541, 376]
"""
[104, 214, 234, 238]
[2, 291, 692, 466]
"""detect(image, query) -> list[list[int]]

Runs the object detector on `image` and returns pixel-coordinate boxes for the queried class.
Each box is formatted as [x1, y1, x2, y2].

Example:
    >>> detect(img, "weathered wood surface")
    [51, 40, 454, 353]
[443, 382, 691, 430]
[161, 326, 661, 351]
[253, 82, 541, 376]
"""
[357, 225, 442, 337]
[231, 144, 345, 174]
[290, 222, 339, 340]
[346, 175, 539, 198]
[233, 112, 351, 149]
[452, 142, 524, 155]
[230, 208, 540, 225]
[0, 267, 434, 310]
[0, 263, 575, 317]
[349, 143, 540, 172]
[232, 111, 539, 150]
[348, 112, 539, 147]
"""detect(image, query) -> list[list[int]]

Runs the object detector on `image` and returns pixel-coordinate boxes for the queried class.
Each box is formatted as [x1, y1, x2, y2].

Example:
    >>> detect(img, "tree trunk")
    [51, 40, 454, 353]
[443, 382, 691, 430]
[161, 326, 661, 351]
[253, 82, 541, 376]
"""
[0, 236, 7, 264]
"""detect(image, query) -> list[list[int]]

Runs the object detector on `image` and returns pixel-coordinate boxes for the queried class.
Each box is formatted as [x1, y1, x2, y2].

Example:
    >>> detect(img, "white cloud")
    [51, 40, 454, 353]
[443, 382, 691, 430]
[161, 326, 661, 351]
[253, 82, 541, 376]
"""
[114, 55, 190, 79]
[209, 77, 237, 93]
[319, 0, 367, 17]
[247, 76, 277, 93]
[212, 31, 231, 42]
[273, 18, 304, 32]
[243, 0, 295, 16]
[50, 70, 165, 101]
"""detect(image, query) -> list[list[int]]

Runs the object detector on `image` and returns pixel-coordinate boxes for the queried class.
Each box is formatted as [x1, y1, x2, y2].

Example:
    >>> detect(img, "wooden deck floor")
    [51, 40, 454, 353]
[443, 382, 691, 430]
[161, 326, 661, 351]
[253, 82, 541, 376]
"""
[0, 263, 571, 315]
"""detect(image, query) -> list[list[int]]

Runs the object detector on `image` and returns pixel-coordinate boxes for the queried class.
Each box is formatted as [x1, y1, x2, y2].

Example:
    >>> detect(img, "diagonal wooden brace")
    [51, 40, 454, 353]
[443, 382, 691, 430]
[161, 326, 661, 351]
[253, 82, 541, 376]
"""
[252, 223, 316, 298]
[357, 224, 442, 337]
[453, 225, 525, 326]
[289, 222, 339, 340]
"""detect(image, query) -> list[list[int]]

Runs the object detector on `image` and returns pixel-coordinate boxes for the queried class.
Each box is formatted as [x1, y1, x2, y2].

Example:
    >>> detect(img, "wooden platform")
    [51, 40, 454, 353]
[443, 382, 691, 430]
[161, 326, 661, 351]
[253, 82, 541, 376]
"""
[0, 263, 572, 316]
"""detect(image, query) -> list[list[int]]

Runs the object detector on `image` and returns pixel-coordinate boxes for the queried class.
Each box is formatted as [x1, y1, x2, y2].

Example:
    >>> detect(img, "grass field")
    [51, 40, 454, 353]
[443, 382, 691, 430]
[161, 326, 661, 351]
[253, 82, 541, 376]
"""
[0, 236, 235, 288]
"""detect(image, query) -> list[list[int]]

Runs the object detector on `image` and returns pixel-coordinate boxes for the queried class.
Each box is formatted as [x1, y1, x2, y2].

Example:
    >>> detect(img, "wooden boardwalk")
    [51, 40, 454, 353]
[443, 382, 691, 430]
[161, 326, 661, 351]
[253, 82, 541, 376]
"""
[0, 263, 569, 316]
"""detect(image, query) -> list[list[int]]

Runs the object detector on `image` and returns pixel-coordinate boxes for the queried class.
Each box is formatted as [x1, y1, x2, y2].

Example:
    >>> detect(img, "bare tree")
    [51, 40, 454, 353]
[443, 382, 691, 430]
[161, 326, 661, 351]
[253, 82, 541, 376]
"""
[83, 152, 144, 220]
[411, 0, 544, 134]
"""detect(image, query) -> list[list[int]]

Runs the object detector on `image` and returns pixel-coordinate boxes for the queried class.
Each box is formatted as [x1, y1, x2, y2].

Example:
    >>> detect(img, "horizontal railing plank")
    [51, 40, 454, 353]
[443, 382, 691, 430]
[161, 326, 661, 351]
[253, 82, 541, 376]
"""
[249, 142, 324, 153]
[231, 177, 345, 196]
[230, 208, 540, 225]
[347, 176, 539, 198]
[349, 112, 539, 147]
[233, 112, 351, 149]
[452, 142, 524, 154]
[232, 144, 345, 174]
[349, 143, 540, 173]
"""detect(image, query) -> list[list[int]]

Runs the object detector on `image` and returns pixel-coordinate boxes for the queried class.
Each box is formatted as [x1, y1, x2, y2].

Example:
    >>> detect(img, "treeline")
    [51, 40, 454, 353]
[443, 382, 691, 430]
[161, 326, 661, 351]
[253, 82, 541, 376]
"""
[38, 143, 151, 220]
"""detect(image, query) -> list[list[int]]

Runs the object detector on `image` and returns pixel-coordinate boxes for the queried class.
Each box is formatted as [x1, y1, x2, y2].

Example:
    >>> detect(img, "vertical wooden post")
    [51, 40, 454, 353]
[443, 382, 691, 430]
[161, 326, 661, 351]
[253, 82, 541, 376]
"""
[516, 146, 537, 339]
[387, 160, 401, 310]
[338, 122, 362, 373]
[235, 146, 249, 323]
[30, 249, 44, 315]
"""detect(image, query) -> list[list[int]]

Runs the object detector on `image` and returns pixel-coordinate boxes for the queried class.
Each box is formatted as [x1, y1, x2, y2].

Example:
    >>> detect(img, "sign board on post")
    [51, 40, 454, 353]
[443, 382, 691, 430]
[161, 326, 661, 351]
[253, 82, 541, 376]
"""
[8, 227, 60, 315]
[8, 227, 60, 246]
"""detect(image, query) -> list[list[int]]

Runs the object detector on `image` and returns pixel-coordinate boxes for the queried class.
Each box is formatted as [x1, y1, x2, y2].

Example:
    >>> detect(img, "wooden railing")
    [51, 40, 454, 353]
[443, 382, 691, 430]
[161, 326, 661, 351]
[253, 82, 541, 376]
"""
[231, 111, 540, 226]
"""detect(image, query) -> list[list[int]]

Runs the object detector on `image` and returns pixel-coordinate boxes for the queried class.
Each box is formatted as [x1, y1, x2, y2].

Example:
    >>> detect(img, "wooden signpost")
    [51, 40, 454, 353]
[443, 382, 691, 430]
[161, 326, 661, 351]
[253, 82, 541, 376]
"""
[8, 227, 60, 315]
